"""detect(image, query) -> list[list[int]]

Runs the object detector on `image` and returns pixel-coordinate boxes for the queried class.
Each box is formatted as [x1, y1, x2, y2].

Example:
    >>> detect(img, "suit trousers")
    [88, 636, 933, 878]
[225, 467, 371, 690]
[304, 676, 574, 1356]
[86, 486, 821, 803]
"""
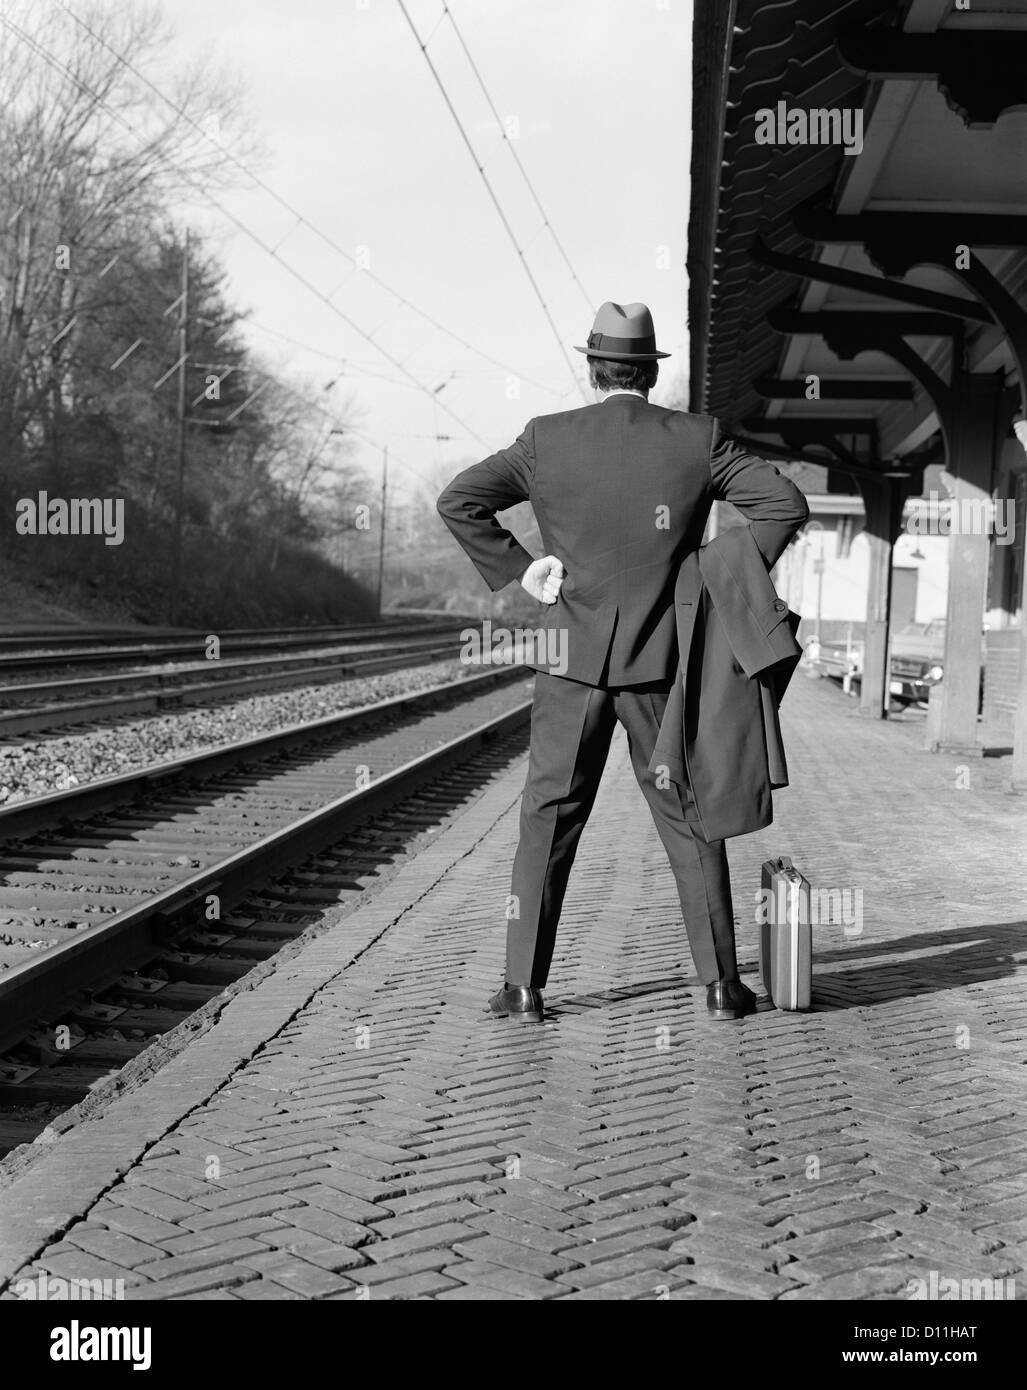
[507, 671, 739, 989]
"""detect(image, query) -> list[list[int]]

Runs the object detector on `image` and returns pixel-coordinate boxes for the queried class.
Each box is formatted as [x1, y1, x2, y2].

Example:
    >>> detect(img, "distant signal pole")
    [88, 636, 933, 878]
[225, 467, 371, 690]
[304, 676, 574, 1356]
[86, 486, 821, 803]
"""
[376, 446, 388, 618]
[170, 230, 189, 624]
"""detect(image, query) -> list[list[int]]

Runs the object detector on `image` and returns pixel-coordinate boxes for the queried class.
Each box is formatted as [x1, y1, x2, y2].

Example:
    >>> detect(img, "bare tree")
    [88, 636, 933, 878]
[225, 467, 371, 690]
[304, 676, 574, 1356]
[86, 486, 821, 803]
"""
[0, 0, 261, 476]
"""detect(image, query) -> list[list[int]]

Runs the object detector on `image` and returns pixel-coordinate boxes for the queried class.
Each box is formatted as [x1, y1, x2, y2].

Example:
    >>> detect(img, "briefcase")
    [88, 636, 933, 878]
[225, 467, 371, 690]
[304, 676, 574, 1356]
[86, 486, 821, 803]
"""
[759, 856, 812, 1011]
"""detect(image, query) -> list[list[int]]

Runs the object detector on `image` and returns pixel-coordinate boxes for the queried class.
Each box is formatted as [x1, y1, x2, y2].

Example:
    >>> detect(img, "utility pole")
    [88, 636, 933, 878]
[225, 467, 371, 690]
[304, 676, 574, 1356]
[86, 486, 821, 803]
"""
[376, 446, 388, 618]
[170, 229, 189, 625]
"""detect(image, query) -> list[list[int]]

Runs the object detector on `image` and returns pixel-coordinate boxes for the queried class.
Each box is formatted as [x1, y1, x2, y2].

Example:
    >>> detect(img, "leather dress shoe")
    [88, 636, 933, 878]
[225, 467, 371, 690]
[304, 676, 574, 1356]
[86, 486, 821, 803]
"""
[707, 978, 758, 1021]
[488, 983, 544, 1023]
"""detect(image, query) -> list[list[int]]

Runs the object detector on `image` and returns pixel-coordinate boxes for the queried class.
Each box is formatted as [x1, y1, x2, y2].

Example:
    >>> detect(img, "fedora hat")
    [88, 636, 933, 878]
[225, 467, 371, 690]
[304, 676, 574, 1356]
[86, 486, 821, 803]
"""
[574, 301, 671, 361]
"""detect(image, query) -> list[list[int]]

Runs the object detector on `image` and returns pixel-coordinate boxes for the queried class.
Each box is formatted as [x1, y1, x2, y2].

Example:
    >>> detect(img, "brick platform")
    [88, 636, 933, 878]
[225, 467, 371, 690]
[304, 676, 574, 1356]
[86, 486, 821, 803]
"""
[1, 673, 1025, 1301]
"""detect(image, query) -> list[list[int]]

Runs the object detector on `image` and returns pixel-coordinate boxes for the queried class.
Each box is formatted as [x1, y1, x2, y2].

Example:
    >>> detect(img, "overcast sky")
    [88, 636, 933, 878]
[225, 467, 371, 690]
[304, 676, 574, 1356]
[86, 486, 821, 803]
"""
[163, 0, 693, 500]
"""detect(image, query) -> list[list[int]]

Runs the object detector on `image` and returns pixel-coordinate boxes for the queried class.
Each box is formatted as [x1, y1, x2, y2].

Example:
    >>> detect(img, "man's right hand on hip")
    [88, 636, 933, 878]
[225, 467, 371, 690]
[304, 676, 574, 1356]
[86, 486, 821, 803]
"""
[521, 556, 565, 604]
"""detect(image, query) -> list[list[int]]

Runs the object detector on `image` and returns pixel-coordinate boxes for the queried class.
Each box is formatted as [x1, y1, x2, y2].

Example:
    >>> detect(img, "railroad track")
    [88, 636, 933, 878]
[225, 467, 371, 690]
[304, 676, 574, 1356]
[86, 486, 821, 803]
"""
[0, 665, 533, 1150]
[0, 614, 461, 650]
[0, 634, 463, 737]
[0, 617, 466, 674]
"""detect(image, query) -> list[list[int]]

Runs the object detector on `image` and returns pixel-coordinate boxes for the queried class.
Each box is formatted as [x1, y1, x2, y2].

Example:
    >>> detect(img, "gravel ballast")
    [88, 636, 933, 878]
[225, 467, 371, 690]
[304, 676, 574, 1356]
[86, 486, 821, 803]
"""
[0, 658, 496, 804]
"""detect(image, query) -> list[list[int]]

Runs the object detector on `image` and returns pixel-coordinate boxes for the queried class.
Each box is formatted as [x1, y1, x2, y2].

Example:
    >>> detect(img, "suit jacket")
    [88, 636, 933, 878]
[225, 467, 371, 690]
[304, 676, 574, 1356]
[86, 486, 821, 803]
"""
[648, 524, 804, 843]
[436, 394, 809, 687]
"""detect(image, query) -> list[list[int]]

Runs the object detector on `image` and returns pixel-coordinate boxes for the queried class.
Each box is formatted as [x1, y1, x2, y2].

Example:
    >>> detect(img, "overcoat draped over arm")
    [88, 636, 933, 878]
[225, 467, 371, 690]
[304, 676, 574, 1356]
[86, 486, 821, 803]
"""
[649, 427, 809, 842]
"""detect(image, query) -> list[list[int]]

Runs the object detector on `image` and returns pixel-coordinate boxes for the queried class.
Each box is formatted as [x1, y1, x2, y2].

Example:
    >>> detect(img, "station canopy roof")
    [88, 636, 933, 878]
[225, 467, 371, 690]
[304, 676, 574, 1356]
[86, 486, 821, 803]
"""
[688, 0, 1027, 491]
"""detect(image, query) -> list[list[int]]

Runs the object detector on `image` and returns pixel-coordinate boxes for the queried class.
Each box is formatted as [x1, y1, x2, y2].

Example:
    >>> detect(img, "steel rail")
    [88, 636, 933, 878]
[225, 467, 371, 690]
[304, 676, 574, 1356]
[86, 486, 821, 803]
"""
[0, 620, 466, 672]
[0, 664, 524, 839]
[0, 640, 462, 737]
[0, 615, 453, 652]
[0, 682, 531, 1048]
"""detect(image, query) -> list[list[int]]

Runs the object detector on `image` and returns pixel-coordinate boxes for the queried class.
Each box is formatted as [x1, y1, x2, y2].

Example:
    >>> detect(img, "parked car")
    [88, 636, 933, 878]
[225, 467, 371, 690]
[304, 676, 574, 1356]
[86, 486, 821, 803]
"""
[887, 620, 946, 703]
[809, 634, 863, 689]
[811, 619, 983, 707]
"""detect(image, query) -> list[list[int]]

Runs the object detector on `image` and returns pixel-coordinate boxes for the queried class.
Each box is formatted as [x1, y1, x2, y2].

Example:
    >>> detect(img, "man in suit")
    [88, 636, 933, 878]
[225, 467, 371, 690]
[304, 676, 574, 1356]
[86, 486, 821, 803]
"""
[436, 301, 809, 1023]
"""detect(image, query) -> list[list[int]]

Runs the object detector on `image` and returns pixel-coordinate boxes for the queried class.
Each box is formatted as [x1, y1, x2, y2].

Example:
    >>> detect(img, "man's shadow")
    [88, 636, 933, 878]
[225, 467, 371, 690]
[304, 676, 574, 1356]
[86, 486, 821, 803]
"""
[799, 919, 1025, 1011]
[543, 921, 1026, 1016]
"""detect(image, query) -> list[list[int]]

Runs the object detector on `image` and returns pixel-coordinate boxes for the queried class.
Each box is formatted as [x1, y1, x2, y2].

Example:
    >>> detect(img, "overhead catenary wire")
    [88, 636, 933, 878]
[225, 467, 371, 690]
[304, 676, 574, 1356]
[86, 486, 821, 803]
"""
[395, 0, 590, 406]
[440, 1, 594, 317]
[243, 361, 445, 507]
[0, 10, 493, 452]
[57, 2, 560, 400]
[245, 320, 510, 394]
[172, 314, 444, 502]
[89, 253, 444, 403]
[177, 328, 444, 502]
[189, 349, 443, 508]
[0, 21, 451, 511]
